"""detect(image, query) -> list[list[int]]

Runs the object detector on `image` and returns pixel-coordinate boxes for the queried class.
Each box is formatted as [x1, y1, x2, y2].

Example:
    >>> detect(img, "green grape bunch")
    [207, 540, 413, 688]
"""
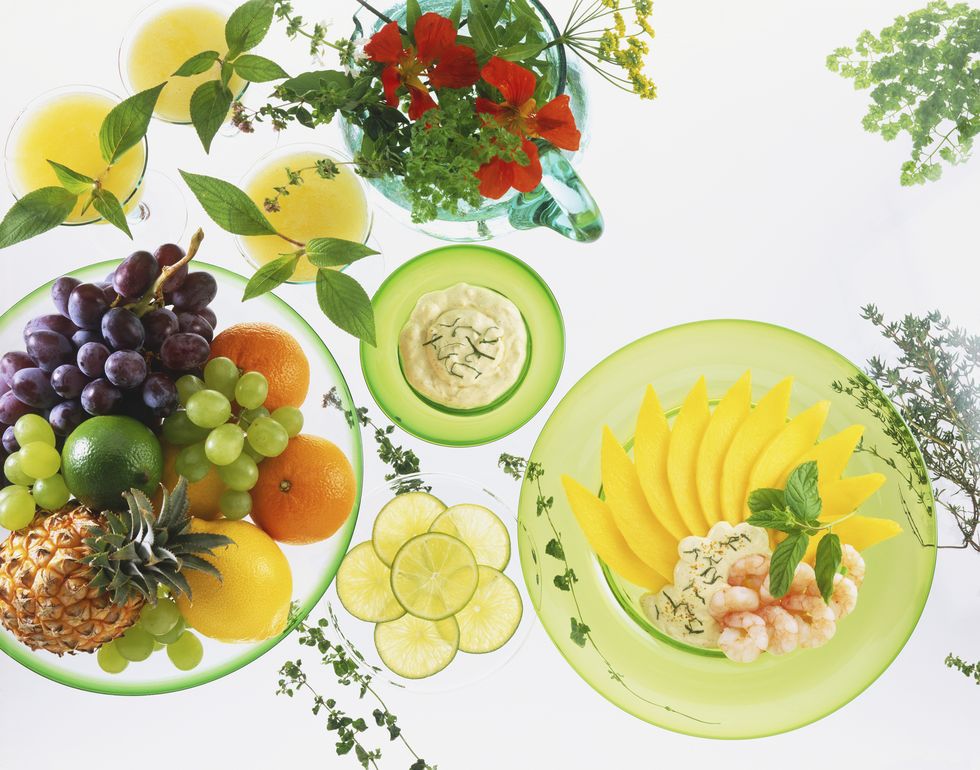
[827, 1, 980, 185]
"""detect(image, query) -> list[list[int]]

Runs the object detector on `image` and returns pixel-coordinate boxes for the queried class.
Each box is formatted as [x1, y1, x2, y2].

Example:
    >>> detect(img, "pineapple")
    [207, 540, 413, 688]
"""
[0, 479, 231, 656]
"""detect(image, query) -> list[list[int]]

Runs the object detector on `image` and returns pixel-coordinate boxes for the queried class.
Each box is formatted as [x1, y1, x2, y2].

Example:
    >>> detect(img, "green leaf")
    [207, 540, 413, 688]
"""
[179, 170, 278, 235]
[233, 54, 289, 82]
[305, 238, 379, 268]
[745, 509, 797, 533]
[46, 161, 94, 195]
[544, 538, 565, 560]
[225, 0, 274, 57]
[496, 41, 545, 61]
[91, 187, 132, 238]
[279, 69, 351, 97]
[814, 533, 842, 603]
[243, 254, 300, 300]
[784, 461, 822, 521]
[747, 487, 785, 515]
[99, 83, 164, 164]
[406, 0, 422, 35]
[0, 187, 78, 249]
[767, 532, 809, 599]
[449, 0, 462, 26]
[467, 0, 498, 53]
[314, 269, 376, 345]
[189, 80, 233, 153]
[569, 617, 590, 647]
[173, 50, 220, 76]
[220, 59, 235, 88]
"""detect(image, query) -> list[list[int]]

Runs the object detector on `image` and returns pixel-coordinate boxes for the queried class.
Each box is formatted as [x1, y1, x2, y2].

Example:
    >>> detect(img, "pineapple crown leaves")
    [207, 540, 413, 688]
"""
[83, 477, 234, 606]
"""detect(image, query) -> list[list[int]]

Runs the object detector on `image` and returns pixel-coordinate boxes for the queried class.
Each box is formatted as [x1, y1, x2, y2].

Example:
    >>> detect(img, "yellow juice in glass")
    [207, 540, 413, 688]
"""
[241, 150, 371, 283]
[125, 2, 244, 123]
[7, 90, 147, 224]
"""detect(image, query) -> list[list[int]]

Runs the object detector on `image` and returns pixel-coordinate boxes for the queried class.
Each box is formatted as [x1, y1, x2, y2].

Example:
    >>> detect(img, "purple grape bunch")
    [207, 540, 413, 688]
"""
[0, 242, 219, 472]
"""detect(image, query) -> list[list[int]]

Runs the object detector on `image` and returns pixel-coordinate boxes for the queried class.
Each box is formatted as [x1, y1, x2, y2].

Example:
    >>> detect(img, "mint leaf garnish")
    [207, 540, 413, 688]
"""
[173, 50, 220, 77]
[814, 533, 843, 603]
[315, 269, 376, 346]
[747, 487, 785, 515]
[745, 509, 797, 533]
[179, 170, 277, 235]
[784, 461, 821, 522]
[233, 54, 289, 82]
[99, 83, 164, 164]
[189, 80, 233, 153]
[46, 161, 95, 195]
[242, 253, 299, 300]
[91, 188, 132, 238]
[305, 238, 379, 268]
[0, 187, 77, 249]
[225, 0, 274, 57]
[768, 531, 809, 598]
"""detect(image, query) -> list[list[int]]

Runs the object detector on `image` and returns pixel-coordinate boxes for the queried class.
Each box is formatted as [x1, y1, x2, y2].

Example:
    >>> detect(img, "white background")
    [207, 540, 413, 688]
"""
[1, 1, 979, 768]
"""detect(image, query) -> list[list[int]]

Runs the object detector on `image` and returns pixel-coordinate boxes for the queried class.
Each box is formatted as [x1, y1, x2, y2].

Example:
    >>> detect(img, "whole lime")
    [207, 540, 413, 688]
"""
[62, 416, 164, 510]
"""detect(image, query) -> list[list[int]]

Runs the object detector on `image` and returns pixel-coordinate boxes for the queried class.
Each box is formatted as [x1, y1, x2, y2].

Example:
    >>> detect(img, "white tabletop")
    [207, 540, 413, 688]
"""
[1, 1, 978, 767]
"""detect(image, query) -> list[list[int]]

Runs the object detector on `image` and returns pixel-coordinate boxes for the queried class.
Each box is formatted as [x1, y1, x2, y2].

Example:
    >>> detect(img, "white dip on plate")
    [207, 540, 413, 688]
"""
[399, 282, 528, 410]
[640, 522, 771, 649]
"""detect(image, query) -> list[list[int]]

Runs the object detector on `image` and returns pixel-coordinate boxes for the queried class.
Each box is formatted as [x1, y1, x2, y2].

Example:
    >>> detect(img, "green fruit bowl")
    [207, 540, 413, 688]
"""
[517, 320, 936, 738]
[0, 260, 363, 695]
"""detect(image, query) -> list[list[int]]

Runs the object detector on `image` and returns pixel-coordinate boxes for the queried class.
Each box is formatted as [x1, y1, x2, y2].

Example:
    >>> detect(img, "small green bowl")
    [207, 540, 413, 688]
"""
[518, 320, 936, 738]
[360, 245, 564, 446]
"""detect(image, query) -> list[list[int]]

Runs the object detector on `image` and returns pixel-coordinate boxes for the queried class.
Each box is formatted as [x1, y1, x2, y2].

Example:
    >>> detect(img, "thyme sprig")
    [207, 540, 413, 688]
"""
[324, 388, 430, 494]
[498, 453, 715, 725]
[945, 653, 980, 685]
[278, 606, 435, 770]
[262, 157, 347, 213]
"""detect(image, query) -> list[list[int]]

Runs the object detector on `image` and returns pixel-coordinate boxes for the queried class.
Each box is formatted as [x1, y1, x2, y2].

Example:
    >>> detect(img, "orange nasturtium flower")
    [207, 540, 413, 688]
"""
[475, 56, 582, 199]
[363, 13, 479, 120]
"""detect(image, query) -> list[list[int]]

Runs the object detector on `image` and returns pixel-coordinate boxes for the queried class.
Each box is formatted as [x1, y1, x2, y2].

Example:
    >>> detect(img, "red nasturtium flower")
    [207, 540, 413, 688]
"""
[475, 56, 581, 199]
[363, 13, 479, 120]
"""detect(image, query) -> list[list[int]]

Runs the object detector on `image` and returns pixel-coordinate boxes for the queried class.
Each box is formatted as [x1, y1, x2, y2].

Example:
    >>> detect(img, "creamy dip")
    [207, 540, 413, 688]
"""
[399, 283, 528, 410]
[640, 522, 771, 649]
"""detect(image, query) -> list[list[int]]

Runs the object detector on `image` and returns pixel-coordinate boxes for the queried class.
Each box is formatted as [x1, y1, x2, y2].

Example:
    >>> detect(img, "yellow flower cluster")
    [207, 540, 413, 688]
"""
[595, 0, 658, 99]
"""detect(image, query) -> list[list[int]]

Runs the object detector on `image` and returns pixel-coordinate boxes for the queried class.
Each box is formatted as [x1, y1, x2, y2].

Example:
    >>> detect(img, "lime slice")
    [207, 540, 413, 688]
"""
[456, 566, 524, 654]
[372, 492, 447, 566]
[374, 615, 459, 679]
[429, 503, 511, 570]
[336, 542, 405, 623]
[390, 532, 479, 620]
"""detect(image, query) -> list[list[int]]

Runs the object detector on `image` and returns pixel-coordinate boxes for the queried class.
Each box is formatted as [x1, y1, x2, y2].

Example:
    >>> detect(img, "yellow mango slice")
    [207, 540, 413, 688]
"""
[601, 427, 679, 578]
[744, 400, 831, 518]
[561, 475, 668, 591]
[805, 515, 902, 562]
[720, 377, 793, 523]
[666, 377, 712, 537]
[820, 473, 887, 520]
[634, 386, 687, 540]
[696, 371, 752, 527]
[781, 424, 865, 487]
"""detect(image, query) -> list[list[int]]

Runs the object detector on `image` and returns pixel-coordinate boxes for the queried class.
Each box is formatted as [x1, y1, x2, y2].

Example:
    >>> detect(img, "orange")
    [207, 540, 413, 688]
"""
[251, 434, 356, 545]
[176, 518, 292, 643]
[161, 442, 224, 520]
[209, 322, 310, 411]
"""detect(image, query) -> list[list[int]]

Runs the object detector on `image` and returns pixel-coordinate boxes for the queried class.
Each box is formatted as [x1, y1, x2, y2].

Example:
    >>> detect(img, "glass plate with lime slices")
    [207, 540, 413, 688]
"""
[332, 472, 538, 693]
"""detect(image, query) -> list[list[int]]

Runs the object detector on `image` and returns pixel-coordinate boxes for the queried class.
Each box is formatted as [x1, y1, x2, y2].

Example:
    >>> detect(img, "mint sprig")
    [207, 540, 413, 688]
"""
[179, 169, 378, 345]
[747, 461, 847, 602]
[174, 0, 289, 152]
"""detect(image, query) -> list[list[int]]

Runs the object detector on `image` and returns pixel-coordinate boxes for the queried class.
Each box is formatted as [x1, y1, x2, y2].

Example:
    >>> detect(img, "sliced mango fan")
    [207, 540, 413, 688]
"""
[562, 373, 901, 592]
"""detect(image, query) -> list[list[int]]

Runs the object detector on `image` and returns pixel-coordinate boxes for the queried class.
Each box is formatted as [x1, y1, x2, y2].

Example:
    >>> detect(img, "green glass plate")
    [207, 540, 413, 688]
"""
[517, 320, 936, 738]
[0, 260, 363, 695]
[360, 245, 564, 446]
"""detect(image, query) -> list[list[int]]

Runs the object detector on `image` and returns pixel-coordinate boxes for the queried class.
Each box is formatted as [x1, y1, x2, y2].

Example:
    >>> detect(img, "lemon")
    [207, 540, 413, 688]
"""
[374, 615, 459, 679]
[455, 566, 523, 654]
[390, 532, 478, 620]
[429, 504, 511, 570]
[176, 519, 292, 643]
[336, 542, 405, 623]
[372, 492, 446, 565]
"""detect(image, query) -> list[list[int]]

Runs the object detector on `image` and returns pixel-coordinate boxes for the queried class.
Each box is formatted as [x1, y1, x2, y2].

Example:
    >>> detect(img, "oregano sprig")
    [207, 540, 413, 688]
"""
[0, 83, 165, 248]
[178, 170, 377, 344]
[747, 461, 851, 602]
[173, 0, 289, 151]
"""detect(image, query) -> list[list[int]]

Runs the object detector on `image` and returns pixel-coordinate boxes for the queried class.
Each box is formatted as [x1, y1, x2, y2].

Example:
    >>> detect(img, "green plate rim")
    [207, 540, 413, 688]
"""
[0, 259, 363, 696]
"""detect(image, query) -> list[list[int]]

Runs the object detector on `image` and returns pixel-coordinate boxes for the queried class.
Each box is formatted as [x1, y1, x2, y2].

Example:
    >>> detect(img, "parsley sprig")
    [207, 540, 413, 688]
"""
[747, 461, 849, 602]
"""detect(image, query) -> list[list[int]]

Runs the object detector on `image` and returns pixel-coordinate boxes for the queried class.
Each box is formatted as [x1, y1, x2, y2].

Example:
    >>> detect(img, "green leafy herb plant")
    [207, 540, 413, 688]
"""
[173, 0, 290, 151]
[0, 85, 165, 248]
[827, 0, 980, 185]
[178, 170, 378, 344]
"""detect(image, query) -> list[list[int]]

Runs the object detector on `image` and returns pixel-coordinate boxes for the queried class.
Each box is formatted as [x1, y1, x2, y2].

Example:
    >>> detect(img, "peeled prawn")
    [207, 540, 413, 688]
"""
[708, 585, 760, 621]
[759, 605, 800, 655]
[718, 612, 769, 663]
[728, 553, 770, 592]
